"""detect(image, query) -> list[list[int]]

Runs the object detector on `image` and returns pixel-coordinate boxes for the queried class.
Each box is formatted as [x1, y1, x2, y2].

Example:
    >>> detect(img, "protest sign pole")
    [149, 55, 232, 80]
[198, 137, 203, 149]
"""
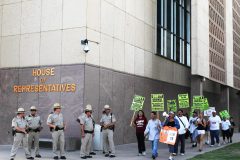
[130, 111, 136, 127]
[157, 111, 160, 119]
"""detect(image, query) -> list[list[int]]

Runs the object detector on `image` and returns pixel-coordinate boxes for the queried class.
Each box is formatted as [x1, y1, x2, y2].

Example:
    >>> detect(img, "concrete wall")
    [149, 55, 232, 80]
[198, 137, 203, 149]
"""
[0, 0, 191, 87]
[191, 0, 210, 78]
[225, 0, 234, 87]
[0, 64, 85, 146]
[0, 63, 191, 147]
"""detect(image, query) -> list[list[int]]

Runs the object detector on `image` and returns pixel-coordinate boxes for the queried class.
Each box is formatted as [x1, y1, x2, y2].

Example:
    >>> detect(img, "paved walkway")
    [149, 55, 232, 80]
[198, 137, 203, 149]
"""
[1, 133, 239, 160]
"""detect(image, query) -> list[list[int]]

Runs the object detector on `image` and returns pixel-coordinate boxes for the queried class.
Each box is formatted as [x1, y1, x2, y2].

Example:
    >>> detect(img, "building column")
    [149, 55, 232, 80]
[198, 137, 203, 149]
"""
[219, 85, 230, 112]
[191, 75, 205, 104]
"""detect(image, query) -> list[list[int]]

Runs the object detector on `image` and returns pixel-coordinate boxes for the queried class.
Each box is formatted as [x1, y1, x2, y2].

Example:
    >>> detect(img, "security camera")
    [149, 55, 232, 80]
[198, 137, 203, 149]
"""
[81, 39, 90, 53]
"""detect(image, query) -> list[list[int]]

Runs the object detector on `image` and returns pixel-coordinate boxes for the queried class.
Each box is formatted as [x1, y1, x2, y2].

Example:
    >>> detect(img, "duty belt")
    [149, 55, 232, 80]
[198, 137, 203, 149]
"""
[29, 128, 40, 132]
[84, 130, 94, 134]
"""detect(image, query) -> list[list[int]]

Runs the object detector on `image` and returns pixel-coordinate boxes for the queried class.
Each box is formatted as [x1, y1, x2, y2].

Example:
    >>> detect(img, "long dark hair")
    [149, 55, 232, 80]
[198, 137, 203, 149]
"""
[137, 110, 146, 118]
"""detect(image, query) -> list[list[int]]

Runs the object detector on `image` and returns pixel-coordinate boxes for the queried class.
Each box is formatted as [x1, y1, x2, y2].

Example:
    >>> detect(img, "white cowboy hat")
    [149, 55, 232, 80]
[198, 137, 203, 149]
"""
[85, 104, 92, 111]
[53, 103, 62, 109]
[16, 108, 25, 114]
[30, 106, 37, 111]
[104, 105, 111, 110]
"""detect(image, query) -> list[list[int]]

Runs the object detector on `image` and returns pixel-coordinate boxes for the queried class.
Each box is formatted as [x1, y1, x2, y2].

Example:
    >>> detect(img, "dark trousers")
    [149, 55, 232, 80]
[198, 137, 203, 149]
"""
[174, 134, 185, 154]
[230, 128, 234, 138]
[210, 130, 220, 145]
[222, 129, 230, 141]
[136, 132, 146, 153]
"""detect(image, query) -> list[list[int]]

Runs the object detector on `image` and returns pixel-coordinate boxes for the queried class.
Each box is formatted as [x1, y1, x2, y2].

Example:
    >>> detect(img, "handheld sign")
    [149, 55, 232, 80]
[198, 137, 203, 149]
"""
[203, 98, 209, 111]
[204, 107, 216, 116]
[167, 100, 177, 112]
[219, 110, 230, 119]
[130, 95, 145, 127]
[160, 126, 178, 145]
[192, 96, 204, 110]
[178, 94, 189, 108]
[130, 95, 145, 111]
[151, 94, 164, 111]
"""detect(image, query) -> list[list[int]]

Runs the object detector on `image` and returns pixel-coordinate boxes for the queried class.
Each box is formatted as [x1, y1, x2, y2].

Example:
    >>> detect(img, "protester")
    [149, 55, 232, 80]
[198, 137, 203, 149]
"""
[204, 120, 210, 145]
[144, 111, 161, 160]
[196, 112, 206, 152]
[163, 111, 180, 160]
[208, 111, 221, 147]
[229, 117, 235, 143]
[221, 117, 231, 144]
[133, 110, 147, 156]
[189, 111, 198, 147]
[174, 109, 189, 156]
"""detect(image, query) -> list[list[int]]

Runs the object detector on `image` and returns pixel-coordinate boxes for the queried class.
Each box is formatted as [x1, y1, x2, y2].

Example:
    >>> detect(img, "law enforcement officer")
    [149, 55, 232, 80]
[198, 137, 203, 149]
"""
[78, 104, 95, 159]
[100, 105, 116, 158]
[26, 106, 42, 158]
[47, 103, 66, 160]
[10, 108, 34, 160]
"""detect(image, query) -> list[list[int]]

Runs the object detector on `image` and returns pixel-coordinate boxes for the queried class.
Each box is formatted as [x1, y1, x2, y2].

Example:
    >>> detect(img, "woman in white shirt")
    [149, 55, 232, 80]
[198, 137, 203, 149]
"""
[221, 117, 231, 144]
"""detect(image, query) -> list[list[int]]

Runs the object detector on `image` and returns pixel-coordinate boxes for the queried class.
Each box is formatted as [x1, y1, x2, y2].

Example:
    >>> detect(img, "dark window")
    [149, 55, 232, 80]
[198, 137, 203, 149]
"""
[157, 0, 191, 67]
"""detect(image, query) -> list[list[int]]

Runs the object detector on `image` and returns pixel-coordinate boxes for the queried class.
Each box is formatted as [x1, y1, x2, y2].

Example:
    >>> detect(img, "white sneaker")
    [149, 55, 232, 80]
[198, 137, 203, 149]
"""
[142, 152, 146, 156]
[138, 153, 142, 156]
[210, 145, 214, 147]
[169, 156, 174, 160]
[218, 143, 221, 147]
[180, 153, 185, 156]
[172, 153, 177, 156]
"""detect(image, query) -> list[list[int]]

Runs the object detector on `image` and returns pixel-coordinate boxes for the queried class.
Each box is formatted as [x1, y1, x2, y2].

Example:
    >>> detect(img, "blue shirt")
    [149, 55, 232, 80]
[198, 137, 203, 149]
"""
[144, 119, 161, 141]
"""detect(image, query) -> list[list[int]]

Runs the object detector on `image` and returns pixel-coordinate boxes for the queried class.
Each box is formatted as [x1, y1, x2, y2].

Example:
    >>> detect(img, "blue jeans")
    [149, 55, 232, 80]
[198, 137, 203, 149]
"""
[151, 139, 159, 157]
[210, 130, 220, 145]
[168, 144, 174, 153]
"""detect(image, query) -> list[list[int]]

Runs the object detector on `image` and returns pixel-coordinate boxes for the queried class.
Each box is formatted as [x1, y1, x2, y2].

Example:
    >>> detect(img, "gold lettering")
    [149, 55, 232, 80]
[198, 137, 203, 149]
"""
[32, 68, 55, 77]
[50, 68, 55, 76]
[71, 84, 76, 92]
[13, 86, 18, 92]
[13, 83, 76, 93]
[32, 69, 37, 76]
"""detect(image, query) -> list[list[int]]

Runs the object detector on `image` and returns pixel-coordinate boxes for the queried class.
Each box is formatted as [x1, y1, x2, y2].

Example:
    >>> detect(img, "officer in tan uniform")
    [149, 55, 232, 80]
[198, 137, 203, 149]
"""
[78, 104, 95, 159]
[26, 106, 42, 158]
[10, 108, 34, 160]
[47, 103, 66, 160]
[100, 105, 116, 158]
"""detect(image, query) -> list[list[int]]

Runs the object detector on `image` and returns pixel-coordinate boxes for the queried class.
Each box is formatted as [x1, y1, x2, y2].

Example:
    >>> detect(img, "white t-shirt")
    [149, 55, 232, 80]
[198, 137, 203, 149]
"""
[221, 120, 231, 131]
[189, 117, 198, 133]
[209, 115, 221, 130]
[176, 116, 189, 135]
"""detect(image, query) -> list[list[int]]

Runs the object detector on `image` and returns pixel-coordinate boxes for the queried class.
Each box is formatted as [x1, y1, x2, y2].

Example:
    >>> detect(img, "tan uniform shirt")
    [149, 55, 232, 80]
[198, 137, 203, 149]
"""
[26, 114, 41, 129]
[12, 116, 28, 129]
[47, 113, 64, 128]
[100, 113, 116, 125]
[78, 113, 94, 131]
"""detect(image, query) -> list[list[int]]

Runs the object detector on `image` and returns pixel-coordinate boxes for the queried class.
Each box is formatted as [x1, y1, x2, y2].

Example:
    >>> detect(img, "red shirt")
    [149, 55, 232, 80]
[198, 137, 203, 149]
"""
[134, 116, 147, 133]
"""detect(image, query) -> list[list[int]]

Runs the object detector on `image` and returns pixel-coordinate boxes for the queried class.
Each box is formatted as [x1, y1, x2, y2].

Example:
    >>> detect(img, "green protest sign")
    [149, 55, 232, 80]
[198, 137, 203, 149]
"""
[203, 98, 209, 111]
[130, 95, 145, 111]
[167, 99, 177, 112]
[178, 94, 190, 108]
[192, 96, 204, 110]
[151, 94, 164, 111]
[219, 110, 230, 119]
[190, 107, 196, 117]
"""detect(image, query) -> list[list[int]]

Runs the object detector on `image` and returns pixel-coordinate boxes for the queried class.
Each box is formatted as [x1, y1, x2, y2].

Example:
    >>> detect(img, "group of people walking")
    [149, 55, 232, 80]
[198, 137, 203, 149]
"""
[132, 109, 235, 160]
[10, 103, 116, 160]
[10, 103, 235, 160]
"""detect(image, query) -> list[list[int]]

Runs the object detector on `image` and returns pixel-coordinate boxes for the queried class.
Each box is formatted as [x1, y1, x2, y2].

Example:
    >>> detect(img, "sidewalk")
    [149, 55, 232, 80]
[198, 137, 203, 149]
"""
[1, 133, 239, 160]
